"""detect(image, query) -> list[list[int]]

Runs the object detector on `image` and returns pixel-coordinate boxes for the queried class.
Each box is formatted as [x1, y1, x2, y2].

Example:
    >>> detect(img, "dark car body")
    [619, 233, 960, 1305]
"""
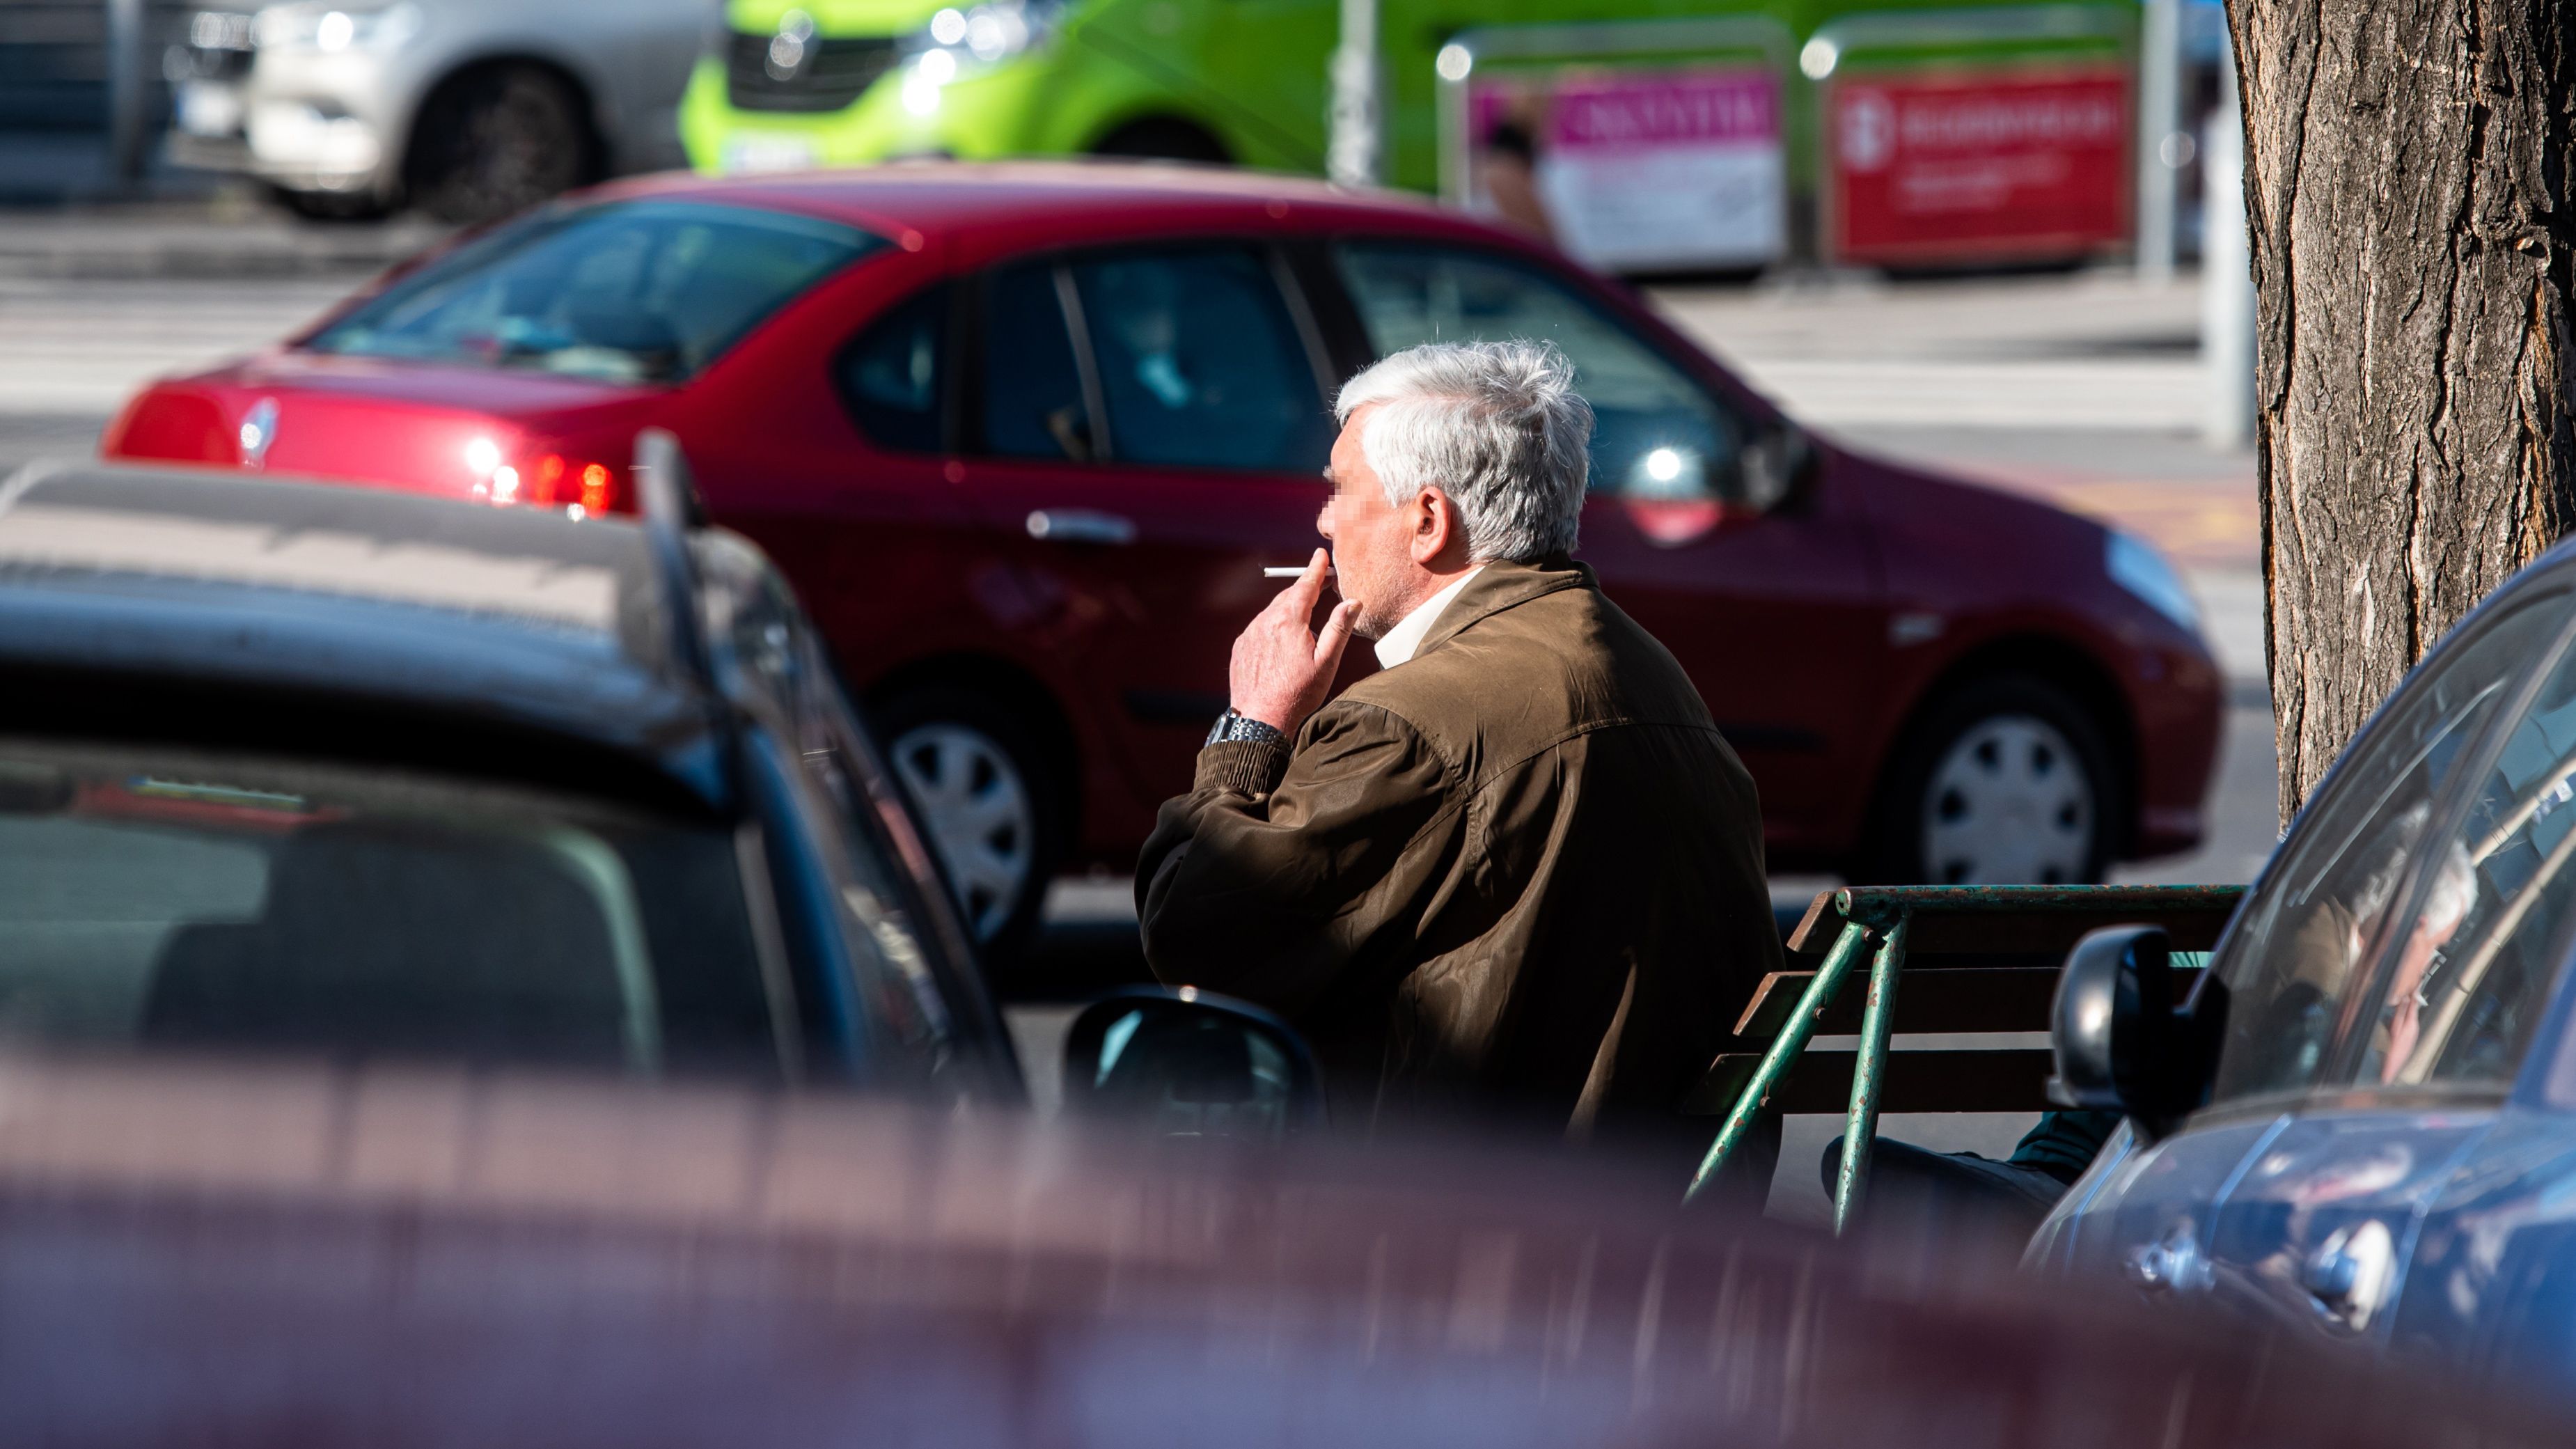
[2032, 536, 2576, 1405]
[0, 1050, 2561, 1447]
[101, 163, 2224, 944]
[0, 459, 1014, 1095]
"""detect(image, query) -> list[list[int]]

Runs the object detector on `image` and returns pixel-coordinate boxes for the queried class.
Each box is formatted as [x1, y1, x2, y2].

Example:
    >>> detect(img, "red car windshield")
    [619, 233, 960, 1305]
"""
[306, 200, 880, 384]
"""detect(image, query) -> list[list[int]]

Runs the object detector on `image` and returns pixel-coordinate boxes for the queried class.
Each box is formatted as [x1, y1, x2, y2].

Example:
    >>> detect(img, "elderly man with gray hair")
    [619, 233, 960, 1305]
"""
[1138, 339, 1783, 1175]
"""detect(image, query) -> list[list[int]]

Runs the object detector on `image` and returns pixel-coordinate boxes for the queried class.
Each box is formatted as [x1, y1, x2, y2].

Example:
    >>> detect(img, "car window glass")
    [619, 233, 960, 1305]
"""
[1069, 248, 1330, 472]
[2355, 620, 2576, 1090]
[307, 200, 877, 383]
[0, 741, 778, 1079]
[977, 263, 1094, 462]
[801, 740, 957, 1084]
[2208, 592, 2575, 1104]
[837, 281, 949, 453]
[714, 557, 971, 1083]
[1332, 241, 1743, 504]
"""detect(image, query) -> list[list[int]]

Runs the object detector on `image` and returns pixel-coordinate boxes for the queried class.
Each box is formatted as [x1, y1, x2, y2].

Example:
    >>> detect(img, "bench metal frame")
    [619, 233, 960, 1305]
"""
[1683, 884, 2244, 1232]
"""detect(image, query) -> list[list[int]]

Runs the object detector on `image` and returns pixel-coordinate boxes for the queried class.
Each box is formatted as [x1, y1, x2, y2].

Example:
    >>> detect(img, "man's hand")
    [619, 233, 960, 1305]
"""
[1230, 548, 1359, 735]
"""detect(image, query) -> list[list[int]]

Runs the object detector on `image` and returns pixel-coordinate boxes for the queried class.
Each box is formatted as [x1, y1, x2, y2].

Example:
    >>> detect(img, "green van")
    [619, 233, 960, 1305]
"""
[680, 0, 2139, 268]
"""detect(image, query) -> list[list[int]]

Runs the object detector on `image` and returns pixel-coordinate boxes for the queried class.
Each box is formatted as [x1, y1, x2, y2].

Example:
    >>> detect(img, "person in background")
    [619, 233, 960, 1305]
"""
[1136, 340, 1781, 1186]
[1477, 115, 1558, 243]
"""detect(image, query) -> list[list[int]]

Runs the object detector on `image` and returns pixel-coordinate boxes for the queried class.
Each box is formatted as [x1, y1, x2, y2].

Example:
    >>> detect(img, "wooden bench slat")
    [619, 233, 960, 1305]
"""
[1899, 911, 2236, 954]
[1730, 966, 2063, 1040]
[1786, 911, 2238, 955]
[1782, 887, 2241, 955]
[1780, 950, 2076, 973]
[1730, 965, 2205, 1042]
[1684, 1048, 2056, 1116]
[1782, 891, 1846, 956]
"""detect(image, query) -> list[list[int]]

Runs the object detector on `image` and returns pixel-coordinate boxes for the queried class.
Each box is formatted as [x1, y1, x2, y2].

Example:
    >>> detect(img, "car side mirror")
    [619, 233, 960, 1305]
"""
[1738, 420, 1816, 514]
[1061, 987, 1324, 1143]
[2048, 925, 2226, 1143]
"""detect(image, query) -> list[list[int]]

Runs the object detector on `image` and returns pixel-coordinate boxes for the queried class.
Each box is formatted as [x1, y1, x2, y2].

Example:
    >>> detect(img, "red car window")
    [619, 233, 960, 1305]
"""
[1332, 241, 1748, 506]
[977, 261, 1095, 462]
[1067, 246, 1332, 474]
[837, 281, 952, 454]
[308, 200, 879, 384]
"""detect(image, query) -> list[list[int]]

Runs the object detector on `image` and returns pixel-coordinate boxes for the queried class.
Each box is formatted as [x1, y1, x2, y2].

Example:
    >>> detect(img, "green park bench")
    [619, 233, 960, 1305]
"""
[1683, 884, 2247, 1230]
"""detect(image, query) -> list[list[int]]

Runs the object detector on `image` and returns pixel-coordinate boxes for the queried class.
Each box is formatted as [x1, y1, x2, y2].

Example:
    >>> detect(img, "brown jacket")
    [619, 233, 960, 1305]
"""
[1138, 556, 1781, 1145]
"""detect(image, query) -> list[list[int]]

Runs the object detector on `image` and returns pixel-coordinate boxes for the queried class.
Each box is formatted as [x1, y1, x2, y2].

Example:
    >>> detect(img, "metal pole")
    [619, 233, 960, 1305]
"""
[2133, 0, 2180, 280]
[104, 0, 148, 186]
[1686, 919, 1872, 1203]
[1830, 915, 1908, 1235]
[2202, 40, 2254, 448]
[1327, 0, 1380, 187]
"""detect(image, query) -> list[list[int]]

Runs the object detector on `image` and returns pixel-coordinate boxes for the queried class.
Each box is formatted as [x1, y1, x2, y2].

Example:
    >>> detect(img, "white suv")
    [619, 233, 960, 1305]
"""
[165, 0, 707, 221]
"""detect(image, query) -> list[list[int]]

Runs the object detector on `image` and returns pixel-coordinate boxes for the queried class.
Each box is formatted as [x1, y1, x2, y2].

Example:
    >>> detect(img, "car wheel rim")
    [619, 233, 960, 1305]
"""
[1919, 713, 2094, 885]
[889, 722, 1035, 941]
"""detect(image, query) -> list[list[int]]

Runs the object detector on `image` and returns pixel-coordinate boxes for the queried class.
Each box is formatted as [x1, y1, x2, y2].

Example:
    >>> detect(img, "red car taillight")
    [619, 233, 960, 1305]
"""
[102, 390, 232, 465]
[482, 452, 627, 519]
[524, 453, 625, 517]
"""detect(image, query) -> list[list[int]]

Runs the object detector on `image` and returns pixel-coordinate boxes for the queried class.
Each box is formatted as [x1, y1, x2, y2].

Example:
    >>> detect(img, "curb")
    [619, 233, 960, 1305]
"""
[0, 216, 453, 281]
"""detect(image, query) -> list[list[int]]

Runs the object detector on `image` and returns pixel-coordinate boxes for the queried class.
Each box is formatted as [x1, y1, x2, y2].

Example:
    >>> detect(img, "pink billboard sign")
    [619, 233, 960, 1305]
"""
[1544, 72, 1780, 149]
[1467, 67, 1784, 271]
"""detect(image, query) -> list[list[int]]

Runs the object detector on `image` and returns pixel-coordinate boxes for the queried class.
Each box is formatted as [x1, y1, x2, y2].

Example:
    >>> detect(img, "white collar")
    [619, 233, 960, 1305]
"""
[1372, 566, 1484, 669]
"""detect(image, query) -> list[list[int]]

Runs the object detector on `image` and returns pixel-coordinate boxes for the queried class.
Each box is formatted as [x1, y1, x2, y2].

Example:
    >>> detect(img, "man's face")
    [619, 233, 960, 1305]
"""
[1318, 407, 1420, 641]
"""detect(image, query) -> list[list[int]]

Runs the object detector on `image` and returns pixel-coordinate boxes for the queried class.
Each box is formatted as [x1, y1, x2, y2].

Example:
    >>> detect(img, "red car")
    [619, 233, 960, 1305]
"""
[104, 162, 2222, 953]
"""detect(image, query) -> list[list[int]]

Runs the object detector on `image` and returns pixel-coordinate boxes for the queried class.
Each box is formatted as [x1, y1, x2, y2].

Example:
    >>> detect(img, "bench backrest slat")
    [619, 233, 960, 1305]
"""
[1731, 965, 2204, 1042]
[1782, 886, 2242, 955]
[1686, 1048, 2053, 1117]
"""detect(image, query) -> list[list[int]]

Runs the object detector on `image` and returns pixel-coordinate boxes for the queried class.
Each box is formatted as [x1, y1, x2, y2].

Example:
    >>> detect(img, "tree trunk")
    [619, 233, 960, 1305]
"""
[2232, 0, 2576, 822]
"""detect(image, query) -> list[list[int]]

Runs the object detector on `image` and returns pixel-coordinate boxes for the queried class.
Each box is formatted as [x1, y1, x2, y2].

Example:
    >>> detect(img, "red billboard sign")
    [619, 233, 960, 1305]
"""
[1827, 67, 2130, 264]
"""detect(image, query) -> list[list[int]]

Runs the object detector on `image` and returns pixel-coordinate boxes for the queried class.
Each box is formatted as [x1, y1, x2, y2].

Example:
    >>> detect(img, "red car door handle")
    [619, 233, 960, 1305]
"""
[1025, 509, 1137, 546]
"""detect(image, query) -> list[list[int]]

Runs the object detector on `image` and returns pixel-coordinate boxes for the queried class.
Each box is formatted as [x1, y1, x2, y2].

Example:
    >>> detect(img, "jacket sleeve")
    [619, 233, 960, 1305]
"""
[1135, 702, 1454, 1017]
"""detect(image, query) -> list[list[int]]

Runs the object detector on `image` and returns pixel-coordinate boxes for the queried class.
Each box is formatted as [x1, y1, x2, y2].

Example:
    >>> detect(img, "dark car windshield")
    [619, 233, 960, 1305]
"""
[305, 200, 879, 384]
[0, 739, 781, 1078]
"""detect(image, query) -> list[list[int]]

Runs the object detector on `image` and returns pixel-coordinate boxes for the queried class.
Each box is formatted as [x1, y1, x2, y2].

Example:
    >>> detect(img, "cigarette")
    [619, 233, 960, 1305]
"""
[1264, 565, 1332, 579]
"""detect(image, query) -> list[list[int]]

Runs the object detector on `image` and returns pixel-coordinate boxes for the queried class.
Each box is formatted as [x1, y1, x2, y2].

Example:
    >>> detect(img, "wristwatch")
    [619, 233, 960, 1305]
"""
[1206, 709, 1286, 748]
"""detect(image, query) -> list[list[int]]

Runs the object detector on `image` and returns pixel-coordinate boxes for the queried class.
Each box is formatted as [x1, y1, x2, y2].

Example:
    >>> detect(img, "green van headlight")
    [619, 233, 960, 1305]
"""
[907, 0, 1061, 65]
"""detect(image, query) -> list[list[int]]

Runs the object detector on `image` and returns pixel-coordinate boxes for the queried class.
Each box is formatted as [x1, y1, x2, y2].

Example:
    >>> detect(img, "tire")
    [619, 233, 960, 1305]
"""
[1091, 117, 1232, 166]
[1857, 673, 2121, 886]
[873, 684, 1067, 967]
[269, 185, 391, 222]
[406, 65, 594, 225]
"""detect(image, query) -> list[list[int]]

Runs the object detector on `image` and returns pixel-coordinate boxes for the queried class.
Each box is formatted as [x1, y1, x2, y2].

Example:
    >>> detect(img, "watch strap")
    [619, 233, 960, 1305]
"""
[1206, 709, 1287, 749]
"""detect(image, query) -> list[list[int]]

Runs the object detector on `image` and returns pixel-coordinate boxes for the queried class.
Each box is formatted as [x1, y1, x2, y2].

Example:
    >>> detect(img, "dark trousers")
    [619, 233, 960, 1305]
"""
[1819, 1136, 2073, 1232]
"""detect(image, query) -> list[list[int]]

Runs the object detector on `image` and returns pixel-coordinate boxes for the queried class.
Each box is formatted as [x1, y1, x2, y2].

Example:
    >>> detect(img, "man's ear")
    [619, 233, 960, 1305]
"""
[1411, 487, 1456, 565]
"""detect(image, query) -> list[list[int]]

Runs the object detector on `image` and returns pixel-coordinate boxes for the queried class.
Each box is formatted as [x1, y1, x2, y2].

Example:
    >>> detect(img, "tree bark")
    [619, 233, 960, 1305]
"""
[2232, 0, 2576, 822]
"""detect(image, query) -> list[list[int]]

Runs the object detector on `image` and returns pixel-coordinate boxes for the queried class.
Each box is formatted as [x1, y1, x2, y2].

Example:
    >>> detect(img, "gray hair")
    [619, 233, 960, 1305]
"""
[2352, 800, 2479, 934]
[1334, 340, 1593, 563]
